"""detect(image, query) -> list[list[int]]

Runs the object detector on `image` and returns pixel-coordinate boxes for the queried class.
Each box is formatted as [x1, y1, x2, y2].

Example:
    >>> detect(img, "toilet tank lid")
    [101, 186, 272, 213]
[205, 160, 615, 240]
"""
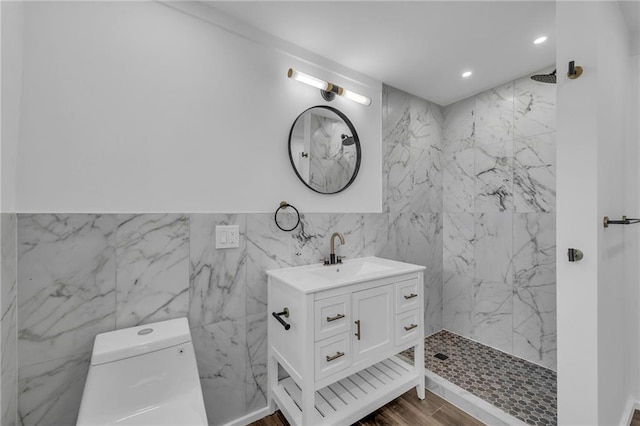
[91, 317, 192, 366]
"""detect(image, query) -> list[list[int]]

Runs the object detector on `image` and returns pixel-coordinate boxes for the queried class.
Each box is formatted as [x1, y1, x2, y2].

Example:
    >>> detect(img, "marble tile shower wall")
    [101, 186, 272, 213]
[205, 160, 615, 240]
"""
[1, 214, 18, 426]
[442, 73, 557, 370]
[11, 85, 443, 426]
[382, 85, 444, 332]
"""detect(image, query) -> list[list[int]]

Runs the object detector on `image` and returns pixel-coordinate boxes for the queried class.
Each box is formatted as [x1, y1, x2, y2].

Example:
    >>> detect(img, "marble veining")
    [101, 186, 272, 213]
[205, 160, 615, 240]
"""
[475, 142, 514, 213]
[246, 214, 293, 316]
[443, 273, 474, 337]
[384, 85, 432, 149]
[474, 279, 513, 353]
[246, 312, 268, 412]
[18, 352, 91, 426]
[513, 214, 556, 370]
[475, 82, 513, 147]
[514, 72, 556, 138]
[2, 214, 18, 426]
[514, 134, 556, 213]
[425, 271, 444, 335]
[443, 97, 475, 152]
[475, 213, 513, 284]
[190, 214, 247, 327]
[386, 212, 442, 270]
[115, 213, 189, 328]
[385, 134, 441, 214]
[192, 319, 247, 426]
[384, 85, 443, 214]
[18, 214, 116, 366]
[443, 147, 475, 213]
[443, 213, 475, 278]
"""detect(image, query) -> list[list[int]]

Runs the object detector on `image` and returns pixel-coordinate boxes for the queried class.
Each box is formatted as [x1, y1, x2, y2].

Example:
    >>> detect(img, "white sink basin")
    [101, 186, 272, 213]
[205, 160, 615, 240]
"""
[267, 256, 425, 293]
[309, 260, 394, 280]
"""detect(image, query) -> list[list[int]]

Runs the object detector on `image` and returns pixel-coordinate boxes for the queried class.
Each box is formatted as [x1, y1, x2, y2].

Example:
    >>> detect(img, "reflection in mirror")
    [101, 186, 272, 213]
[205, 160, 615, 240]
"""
[288, 106, 361, 194]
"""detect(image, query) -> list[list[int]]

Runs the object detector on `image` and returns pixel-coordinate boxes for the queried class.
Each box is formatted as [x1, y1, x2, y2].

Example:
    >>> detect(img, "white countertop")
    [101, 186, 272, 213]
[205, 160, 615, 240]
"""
[266, 256, 425, 293]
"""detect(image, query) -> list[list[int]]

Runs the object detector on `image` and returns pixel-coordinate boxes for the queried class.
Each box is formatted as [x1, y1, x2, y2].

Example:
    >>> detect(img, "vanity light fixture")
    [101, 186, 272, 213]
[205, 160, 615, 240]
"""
[534, 36, 548, 45]
[461, 71, 472, 78]
[287, 68, 371, 106]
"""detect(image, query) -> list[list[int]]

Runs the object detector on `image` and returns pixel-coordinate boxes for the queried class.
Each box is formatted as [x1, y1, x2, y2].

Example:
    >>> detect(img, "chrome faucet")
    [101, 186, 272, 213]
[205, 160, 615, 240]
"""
[328, 232, 345, 265]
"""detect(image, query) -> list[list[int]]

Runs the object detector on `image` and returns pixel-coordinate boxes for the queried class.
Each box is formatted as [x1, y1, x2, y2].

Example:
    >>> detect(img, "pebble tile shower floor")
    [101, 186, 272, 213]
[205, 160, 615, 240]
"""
[403, 330, 557, 426]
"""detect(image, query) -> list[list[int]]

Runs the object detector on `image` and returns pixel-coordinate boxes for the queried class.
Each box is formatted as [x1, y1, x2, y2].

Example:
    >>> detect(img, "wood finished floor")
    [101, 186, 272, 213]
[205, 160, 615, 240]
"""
[631, 409, 640, 426]
[249, 389, 485, 426]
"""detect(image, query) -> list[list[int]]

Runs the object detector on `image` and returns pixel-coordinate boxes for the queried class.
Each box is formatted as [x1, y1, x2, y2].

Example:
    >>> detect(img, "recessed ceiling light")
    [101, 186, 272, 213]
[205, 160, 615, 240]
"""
[534, 36, 547, 45]
[462, 71, 472, 78]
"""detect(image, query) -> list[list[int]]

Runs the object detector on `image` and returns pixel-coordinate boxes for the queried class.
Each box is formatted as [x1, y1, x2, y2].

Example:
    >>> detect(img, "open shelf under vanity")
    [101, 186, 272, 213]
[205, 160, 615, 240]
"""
[272, 356, 419, 426]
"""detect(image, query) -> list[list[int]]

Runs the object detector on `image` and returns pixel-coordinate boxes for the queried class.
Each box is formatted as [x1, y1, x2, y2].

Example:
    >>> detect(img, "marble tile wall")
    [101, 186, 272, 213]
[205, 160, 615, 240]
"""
[442, 71, 557, 370]
[383, 85, 444, 335]
[1, 214, 18, 426]
[10, 85, 444, 426]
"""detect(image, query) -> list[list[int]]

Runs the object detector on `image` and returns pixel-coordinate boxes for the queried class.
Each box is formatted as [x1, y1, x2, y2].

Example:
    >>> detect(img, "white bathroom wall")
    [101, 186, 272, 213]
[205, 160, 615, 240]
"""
[625, 49, 640, 418]
[556, 2, 639, 424]
[1, 1, 22, 212]
[15, 1, 382, 214]
[596, 4, 635, 424]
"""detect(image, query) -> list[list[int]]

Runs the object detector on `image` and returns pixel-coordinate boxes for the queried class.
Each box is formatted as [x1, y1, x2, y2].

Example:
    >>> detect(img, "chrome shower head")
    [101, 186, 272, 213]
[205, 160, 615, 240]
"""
[341, 134, 355, 146]
[531, 69, 556, 84]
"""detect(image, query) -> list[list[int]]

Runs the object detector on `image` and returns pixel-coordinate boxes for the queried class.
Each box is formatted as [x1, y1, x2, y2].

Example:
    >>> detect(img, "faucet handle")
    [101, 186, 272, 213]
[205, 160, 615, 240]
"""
[320, 257, 330, 265]
[337, 256, 345, 264]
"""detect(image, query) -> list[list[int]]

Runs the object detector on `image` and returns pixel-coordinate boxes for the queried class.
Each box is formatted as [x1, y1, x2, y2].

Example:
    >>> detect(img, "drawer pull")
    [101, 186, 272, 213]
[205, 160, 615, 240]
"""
[326, 313, 345, 322]
[404, 324, 418, 331]
[326, 351, 345, 362]
[404, 293, 418, 300]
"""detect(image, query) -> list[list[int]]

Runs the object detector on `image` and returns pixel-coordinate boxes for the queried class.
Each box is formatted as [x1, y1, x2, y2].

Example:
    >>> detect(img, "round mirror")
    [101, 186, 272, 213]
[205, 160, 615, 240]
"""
[288, 106, 361, 194]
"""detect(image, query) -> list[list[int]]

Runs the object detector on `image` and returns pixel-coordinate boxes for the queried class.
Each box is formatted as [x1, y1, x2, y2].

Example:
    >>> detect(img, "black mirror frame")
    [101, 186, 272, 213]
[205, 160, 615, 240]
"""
[288, 105, 361, 195]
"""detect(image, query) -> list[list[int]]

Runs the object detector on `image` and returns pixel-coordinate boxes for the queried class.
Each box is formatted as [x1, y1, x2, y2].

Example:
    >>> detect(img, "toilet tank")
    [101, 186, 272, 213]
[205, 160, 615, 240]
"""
[77, 318, 208, 426]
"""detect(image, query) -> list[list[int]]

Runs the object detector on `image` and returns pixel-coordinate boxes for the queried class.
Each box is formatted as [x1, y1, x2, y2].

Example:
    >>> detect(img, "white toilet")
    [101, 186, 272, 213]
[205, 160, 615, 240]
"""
[77, 317, 208, 426]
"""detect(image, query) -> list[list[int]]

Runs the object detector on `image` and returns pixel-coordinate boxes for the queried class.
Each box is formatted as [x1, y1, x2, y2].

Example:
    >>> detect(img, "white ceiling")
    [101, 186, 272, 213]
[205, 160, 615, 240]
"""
[205, 1, 557, 106]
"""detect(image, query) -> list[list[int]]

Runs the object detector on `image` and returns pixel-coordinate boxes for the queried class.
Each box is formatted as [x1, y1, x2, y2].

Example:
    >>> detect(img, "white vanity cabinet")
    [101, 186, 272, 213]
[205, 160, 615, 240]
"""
[266, 257, 425, 426]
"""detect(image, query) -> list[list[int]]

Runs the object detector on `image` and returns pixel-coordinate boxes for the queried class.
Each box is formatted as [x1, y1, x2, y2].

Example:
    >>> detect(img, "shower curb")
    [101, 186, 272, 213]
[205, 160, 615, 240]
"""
[425, 371, 530, 426]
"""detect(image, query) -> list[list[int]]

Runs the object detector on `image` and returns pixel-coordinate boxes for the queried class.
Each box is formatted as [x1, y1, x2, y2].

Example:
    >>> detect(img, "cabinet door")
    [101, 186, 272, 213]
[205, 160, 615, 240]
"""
[352, 285, 394, 364]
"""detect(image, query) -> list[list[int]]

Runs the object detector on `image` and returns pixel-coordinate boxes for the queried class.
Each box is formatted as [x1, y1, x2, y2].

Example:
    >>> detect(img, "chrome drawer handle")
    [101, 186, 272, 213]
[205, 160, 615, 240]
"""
[404, 293, 418, 300]
[326, 351, 345, 362]
[326, 313, 345, 322]
[404, 324, 418, 331]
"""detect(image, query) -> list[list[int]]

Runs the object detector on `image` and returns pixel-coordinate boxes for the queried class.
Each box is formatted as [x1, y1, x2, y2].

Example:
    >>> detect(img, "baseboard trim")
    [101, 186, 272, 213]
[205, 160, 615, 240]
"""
[220, 406, 271, 426]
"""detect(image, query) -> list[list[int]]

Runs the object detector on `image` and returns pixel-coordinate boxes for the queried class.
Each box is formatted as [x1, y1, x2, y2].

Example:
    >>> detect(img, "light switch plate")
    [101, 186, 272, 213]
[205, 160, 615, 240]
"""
[216, 225, 240, 249]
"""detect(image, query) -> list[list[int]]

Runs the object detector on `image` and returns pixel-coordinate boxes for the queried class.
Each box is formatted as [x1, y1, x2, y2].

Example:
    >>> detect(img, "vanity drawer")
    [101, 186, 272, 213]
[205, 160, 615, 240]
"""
[395, 309, 420, 346]
[395, 277, 420, 313]
[315, 333, 352, 381]
[314, 294, 351, 341]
